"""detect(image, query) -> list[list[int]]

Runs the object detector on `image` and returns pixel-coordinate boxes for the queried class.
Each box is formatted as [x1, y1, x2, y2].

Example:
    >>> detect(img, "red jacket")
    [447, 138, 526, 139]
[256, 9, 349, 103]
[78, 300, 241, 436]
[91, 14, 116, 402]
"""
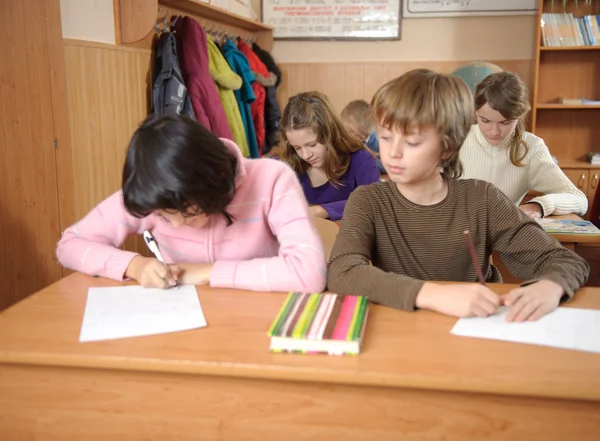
[174, 17, 232, 139]
[237, 40, 270, 153]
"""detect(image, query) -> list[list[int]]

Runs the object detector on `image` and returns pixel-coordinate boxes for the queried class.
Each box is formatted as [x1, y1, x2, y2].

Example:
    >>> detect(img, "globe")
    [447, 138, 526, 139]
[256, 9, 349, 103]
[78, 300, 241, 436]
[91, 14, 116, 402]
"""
[452, 61, 503, 95]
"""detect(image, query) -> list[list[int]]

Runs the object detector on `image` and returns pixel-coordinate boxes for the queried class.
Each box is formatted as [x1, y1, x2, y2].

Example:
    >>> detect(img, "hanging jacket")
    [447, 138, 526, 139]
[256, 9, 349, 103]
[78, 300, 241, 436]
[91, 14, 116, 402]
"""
[206, 38, 249, 157]
[152, 31, 196, 119]
[262, 86, 281, 155]
[173, 17, 232, 139]
[222, 38, 259, 158]
[252, 42, 282, 154]
[237, 40, 268, 154]
[252, 42, 282, 87]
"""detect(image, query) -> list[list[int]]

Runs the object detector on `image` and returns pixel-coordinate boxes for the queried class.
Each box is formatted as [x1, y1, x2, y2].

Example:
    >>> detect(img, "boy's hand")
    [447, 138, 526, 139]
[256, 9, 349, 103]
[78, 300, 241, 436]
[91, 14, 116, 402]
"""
[416, 282, 501, 318]
[501, 280, 563, 322]
[125, 256, 180, 288]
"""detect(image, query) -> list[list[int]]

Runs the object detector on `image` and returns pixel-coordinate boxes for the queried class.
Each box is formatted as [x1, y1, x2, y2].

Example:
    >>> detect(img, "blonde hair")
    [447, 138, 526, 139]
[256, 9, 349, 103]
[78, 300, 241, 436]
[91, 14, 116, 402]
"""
[280, 91, 366, 186]
[371, 68, 474, 178]
[474, 71, 531, 167]
[340, 99, 376, 139]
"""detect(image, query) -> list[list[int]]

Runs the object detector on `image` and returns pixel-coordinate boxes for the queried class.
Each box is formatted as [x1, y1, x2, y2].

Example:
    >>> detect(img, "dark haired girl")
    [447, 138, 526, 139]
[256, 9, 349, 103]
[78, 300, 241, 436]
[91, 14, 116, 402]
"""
[57, 115, 326, 292]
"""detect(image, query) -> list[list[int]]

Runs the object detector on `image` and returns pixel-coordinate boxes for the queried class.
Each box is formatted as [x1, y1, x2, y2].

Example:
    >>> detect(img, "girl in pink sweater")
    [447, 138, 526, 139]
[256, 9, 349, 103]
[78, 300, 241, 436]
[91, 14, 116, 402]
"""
[57, 115, 327, 292]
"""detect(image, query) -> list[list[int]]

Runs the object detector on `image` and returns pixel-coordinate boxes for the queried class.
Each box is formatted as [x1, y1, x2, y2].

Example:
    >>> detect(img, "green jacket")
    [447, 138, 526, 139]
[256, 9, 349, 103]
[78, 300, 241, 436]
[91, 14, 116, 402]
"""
[207, 38, 249, 157]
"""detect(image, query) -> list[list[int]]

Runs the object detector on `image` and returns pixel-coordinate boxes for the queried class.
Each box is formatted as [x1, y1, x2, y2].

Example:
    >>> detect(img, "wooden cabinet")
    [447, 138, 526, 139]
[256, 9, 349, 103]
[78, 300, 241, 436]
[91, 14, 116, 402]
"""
[0, 0, 73, 311]
[561, 167, 600, 219]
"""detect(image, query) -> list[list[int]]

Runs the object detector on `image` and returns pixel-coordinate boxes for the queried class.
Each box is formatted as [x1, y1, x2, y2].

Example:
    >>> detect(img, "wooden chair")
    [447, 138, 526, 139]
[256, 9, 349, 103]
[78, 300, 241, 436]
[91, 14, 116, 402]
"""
[313, 217, 339, 261]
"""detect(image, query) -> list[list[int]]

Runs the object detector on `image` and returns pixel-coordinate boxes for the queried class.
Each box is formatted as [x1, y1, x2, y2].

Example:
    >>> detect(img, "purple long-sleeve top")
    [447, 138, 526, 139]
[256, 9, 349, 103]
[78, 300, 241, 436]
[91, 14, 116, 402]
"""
[299, 149, 380, 221]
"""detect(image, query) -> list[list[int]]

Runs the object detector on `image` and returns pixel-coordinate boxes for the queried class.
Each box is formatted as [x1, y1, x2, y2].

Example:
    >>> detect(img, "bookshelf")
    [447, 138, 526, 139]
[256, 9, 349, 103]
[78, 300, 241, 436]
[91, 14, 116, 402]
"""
[531, 0, 600, 216]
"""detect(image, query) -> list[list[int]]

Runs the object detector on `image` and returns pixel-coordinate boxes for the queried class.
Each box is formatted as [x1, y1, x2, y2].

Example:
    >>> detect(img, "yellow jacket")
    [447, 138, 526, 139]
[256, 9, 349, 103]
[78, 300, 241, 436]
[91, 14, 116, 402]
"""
[206, 38, 249, 157]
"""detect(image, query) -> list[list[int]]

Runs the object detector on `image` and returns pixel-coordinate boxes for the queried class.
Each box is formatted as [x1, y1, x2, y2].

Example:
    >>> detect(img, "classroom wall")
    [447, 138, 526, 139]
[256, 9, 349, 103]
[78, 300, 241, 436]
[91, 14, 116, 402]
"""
[271, 15, 535, 63]
[251, 2, 536, 109]
[59, 0, 260, 43]
[273, 16, 536, 111]
[60, 0, 116, 43]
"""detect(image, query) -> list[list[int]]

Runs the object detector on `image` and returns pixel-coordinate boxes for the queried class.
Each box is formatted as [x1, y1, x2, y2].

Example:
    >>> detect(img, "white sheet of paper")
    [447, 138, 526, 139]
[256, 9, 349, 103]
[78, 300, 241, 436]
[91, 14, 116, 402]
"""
[450, 306, 600, 354]
[79, 285, 207, 342]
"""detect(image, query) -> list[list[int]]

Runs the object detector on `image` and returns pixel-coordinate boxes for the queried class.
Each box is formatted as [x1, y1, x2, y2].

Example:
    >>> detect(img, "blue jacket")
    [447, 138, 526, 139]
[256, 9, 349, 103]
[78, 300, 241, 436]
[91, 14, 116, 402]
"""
[222, 39, 259, 158]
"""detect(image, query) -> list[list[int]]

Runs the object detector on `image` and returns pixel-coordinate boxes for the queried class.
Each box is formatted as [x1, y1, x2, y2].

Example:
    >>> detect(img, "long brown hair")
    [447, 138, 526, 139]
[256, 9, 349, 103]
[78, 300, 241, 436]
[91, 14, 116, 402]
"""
[279, 91, 366, 186]
[474, 71, 531, 167]
[371, 68, 474, 178]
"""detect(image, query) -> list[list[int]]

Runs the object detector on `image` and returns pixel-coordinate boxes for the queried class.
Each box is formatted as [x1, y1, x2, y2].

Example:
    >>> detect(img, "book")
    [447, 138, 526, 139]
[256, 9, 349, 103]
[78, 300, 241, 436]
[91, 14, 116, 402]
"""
[268, 292, 370, 355]
[535, 219, 600, 235]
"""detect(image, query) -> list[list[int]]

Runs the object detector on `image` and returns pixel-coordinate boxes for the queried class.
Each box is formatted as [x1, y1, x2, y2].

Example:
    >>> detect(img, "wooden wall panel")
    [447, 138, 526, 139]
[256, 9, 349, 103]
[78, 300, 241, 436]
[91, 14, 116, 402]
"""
[63, 40, 152, 256]
[63, 40, 151, 218]
[277, 60, 534, 115]
[0, 0, 65, 310]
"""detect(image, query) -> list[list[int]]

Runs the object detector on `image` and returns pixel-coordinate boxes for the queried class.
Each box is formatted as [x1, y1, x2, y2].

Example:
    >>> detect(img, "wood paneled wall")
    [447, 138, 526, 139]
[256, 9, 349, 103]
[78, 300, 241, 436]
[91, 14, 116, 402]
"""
[276, 60, 534, 114]
[63, 39, 152, 255]
[63, 39, 152, 218]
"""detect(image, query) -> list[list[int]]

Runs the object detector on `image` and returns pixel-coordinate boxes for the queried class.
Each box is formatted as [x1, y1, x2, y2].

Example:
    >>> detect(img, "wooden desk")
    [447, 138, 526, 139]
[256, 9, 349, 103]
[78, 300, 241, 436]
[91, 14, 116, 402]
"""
[546, 214, 600, 246]
[493, 214, 600, 285]
[1, 274, 599, 440]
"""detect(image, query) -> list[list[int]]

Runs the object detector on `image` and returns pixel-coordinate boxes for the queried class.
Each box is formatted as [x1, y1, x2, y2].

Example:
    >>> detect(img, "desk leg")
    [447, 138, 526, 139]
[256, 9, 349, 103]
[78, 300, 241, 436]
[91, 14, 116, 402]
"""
[1, 365, 599, 441]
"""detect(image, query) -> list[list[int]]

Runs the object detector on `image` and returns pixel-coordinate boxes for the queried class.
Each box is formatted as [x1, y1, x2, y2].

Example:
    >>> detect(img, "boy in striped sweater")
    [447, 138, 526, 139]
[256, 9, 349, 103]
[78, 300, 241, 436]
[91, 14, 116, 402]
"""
[327, 69, 589, 322]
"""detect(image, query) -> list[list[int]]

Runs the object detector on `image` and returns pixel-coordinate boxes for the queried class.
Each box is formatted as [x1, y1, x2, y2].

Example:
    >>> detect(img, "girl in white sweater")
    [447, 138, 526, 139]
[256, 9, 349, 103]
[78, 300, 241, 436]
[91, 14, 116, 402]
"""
[459, 71, 587, 218]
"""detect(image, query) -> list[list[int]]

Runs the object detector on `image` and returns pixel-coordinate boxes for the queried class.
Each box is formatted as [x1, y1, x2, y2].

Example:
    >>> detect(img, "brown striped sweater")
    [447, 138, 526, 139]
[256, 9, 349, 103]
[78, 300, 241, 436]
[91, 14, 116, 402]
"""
[327, 179, 590, 311]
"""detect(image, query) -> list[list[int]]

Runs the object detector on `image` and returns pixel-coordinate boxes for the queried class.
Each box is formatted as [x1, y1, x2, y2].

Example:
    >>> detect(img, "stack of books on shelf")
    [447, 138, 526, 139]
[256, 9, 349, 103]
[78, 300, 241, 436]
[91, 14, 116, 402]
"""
[541, 12, 600, 46]
[559, 97, 600, 105]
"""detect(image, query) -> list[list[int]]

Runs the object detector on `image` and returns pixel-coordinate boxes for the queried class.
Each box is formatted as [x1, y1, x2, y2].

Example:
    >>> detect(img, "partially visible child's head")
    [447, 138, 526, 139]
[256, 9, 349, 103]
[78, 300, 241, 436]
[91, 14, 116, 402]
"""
[474, 71, 531, 166]
[371, 68, 474, 183]
[280, 91, 365, 185]
[341, 99, 376, 142]
[122, 114, 237, 227]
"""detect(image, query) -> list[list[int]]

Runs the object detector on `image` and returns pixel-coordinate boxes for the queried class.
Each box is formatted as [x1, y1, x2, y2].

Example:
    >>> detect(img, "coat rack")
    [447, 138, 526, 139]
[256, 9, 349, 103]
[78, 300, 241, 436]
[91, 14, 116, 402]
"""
[155, 8, 181, 35]
[117, 0, 273, 51]
[199, 20, 257, 45]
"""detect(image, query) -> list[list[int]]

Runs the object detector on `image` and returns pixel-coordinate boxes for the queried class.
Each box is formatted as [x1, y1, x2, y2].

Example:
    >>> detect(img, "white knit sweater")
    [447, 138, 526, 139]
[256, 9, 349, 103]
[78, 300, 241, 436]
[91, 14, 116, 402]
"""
[459, 125, 588, 217]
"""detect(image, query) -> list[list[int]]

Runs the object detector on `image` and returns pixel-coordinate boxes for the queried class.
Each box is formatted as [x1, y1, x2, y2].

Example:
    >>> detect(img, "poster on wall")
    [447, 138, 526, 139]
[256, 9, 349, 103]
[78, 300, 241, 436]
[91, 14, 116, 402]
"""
[403, 0, 537, 18]
[261, 0, 402, 40]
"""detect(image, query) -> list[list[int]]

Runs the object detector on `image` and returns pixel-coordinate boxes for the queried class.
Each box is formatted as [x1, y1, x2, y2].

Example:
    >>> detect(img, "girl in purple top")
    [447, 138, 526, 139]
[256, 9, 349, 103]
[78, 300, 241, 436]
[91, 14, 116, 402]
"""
[279, 91, 380, 221]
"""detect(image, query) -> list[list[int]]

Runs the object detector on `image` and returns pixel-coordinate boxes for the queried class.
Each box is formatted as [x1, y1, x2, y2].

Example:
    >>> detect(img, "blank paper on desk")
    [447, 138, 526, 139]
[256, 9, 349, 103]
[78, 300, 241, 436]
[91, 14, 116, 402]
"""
[79, 285, 207, 342]
[450, 307, 600, 354]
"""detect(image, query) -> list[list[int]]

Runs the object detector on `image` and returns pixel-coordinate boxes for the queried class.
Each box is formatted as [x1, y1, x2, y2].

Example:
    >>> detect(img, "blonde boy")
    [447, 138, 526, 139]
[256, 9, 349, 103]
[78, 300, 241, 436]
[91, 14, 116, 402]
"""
[327, 69, 589, 322]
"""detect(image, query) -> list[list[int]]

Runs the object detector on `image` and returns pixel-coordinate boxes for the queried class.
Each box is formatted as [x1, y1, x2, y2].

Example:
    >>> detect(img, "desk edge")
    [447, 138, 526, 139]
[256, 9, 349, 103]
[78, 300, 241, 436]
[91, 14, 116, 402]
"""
[1, 350, 599, 403]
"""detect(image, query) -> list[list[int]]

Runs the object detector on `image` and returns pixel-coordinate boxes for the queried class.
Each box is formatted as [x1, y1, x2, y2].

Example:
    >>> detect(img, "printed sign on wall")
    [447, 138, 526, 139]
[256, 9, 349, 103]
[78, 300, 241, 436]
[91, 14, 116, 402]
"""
[262, 0, 402, 40]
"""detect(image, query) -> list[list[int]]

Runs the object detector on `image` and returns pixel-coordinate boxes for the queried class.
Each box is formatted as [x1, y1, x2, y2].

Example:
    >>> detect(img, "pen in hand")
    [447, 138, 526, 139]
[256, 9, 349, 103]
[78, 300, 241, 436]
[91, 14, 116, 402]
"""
[464, 230, 486, 286]
[143, 230, 178, 288]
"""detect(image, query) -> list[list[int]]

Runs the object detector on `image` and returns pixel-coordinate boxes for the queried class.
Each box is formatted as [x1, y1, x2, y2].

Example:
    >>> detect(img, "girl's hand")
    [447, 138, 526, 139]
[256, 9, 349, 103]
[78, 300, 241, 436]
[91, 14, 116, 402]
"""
[416, 282, 501, 318]
[126, 256, 180, 288]
[518, 203, 543, 218]
[175, 263, 214, 286]
[501, 280, 563, 322]
[309, 205, 330, 219]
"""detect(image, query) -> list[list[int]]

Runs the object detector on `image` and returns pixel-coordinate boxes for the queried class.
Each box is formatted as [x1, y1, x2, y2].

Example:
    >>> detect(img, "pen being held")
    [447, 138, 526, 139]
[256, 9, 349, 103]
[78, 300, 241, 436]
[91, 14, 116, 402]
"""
[143, 230, 179, 288]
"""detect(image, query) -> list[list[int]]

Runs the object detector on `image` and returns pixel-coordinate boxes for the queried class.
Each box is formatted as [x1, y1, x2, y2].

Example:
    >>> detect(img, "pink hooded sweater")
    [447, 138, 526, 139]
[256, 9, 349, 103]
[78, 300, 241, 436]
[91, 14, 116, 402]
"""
[56, 139, 327, 293]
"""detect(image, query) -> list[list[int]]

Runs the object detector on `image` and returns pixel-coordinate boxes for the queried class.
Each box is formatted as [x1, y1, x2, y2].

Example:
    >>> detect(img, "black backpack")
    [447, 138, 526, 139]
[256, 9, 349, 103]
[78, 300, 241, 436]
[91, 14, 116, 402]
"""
[152, 31, 196, 119]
